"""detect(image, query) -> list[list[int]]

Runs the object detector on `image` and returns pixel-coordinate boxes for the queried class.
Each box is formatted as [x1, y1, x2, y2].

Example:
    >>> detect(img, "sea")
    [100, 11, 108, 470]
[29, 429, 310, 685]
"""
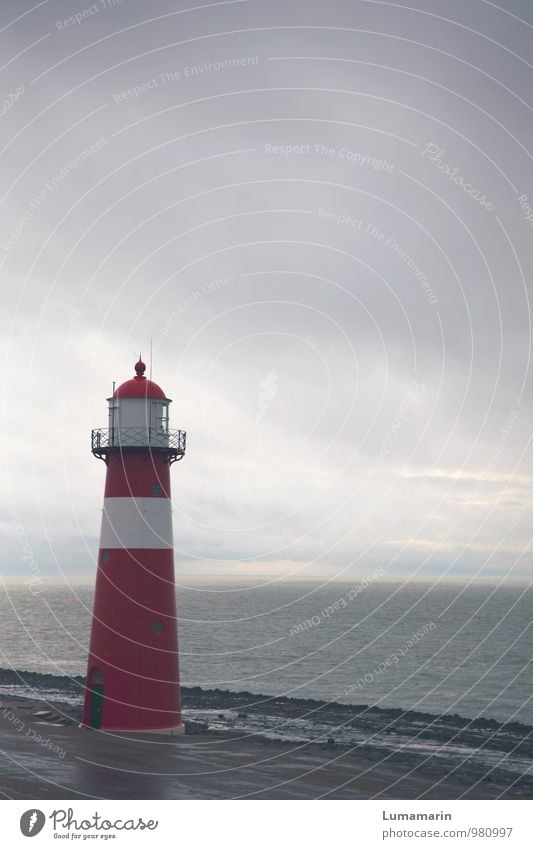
[2, 576, 532, 792]
[0, 577, 531, 727]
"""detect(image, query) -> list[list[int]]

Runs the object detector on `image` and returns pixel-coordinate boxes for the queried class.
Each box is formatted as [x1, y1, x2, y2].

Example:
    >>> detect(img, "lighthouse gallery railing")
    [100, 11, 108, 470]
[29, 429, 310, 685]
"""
[91, 427, 186, 462]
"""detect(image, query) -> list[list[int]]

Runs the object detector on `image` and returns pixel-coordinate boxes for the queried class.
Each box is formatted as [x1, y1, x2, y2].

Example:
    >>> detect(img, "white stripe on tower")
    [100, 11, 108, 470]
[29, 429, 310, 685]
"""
[100, 497, 173, 549]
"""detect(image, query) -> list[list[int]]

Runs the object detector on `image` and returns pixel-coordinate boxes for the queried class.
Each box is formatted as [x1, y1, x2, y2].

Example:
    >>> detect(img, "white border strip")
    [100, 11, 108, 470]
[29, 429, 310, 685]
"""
[100, 497, 173, 550]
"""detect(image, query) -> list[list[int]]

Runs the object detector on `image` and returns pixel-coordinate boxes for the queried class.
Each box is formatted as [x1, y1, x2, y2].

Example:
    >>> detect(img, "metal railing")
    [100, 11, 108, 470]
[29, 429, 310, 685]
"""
[91, 427, 186, 462]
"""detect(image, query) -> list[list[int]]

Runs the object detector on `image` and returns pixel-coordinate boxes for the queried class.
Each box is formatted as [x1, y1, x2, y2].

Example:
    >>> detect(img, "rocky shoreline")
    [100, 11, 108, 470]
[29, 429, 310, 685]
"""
[0, 669, 531, 798]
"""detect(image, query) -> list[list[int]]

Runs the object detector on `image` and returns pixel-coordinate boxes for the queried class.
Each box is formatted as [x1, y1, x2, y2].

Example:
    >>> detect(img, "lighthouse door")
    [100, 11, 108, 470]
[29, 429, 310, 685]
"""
[88, 668, 105, 729]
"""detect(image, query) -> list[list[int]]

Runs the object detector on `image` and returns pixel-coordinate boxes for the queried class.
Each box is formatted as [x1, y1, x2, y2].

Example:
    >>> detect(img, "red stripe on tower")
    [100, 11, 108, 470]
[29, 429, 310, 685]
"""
[82, 357, 186, 734]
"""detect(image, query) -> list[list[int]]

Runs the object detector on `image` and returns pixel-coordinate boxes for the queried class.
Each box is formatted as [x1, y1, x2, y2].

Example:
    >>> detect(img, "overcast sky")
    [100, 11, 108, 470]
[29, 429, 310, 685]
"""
[1, 0, 532, 582]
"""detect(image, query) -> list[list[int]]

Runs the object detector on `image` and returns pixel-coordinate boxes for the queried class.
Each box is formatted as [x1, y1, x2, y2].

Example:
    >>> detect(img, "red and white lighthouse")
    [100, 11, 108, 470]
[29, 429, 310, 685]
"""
[82, 357, 186, 734]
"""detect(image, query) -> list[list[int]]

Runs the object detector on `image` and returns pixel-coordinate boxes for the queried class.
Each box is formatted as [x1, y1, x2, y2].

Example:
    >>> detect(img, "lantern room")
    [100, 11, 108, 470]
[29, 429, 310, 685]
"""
[91, 358, 186, 461]
[108, 358, 169, 448]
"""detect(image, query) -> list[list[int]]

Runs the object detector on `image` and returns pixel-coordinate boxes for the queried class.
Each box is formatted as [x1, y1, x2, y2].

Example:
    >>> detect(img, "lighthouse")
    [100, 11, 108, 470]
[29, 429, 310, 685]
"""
[82, 357, 186, 734]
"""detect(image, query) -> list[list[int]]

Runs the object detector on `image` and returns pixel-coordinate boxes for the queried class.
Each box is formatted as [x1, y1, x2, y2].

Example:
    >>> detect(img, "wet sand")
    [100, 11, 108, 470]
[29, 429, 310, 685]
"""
[0, 695, 530, 800]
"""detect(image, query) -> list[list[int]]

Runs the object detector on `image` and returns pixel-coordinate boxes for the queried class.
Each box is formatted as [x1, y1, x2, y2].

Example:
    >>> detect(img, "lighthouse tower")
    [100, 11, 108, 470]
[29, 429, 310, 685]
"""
[82, 357, 186, 733]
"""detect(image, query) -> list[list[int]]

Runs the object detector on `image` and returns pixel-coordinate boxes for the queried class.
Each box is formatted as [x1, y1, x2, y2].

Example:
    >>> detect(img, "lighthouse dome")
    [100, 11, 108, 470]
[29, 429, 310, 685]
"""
[114, 358, 167, 400]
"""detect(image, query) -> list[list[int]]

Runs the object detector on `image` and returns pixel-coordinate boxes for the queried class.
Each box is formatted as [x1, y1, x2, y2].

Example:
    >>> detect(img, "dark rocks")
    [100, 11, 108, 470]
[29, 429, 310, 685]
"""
[185, 720, 208, 734]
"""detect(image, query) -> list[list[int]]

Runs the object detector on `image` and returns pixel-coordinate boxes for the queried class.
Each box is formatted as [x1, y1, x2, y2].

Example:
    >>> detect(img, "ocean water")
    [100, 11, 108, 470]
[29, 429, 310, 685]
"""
[0, 577, 531, 728]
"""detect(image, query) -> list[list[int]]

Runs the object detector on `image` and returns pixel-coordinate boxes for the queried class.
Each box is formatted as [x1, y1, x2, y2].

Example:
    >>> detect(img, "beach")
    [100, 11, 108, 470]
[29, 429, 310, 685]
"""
[1, 684, 531, 800]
